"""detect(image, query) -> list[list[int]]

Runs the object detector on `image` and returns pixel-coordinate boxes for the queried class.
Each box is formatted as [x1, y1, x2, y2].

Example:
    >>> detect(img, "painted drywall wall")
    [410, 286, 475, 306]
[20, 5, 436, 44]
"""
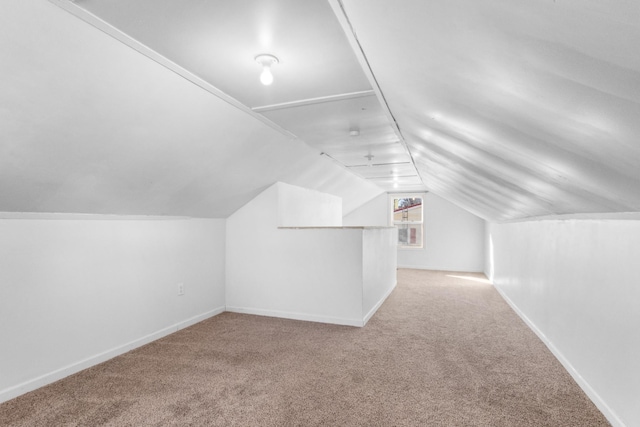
[226, 182, 396, 326]
[362, 227, 398, 322]
[278, 183, 342, 227]
[226, 183, 362, 324]
[486, 219, 640, 427]
[344, 192, 485, 272]
[343, 193, 389, 226]
[273, 228, 366, 324]
[0, 216, 225, 403]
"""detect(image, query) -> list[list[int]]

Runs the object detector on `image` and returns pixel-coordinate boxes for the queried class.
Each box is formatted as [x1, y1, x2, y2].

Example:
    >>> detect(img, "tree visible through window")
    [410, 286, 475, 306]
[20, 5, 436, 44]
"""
[391, 196, 423, 248]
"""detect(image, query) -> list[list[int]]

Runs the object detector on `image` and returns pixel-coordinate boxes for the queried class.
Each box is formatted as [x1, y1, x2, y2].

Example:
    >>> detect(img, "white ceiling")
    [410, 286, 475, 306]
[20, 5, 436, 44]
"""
[338, 0, 640, 221]
[72, 0, 371, 108]
[2, 0, 639, 221]
[0, 1, 384, 217]
[66, 0, 423, 194]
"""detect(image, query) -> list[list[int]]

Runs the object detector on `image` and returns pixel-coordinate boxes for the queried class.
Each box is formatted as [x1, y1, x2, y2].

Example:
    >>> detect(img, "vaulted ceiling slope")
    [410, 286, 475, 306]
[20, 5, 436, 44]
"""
[66, 0, 425, 195]
[0, 1, 383, 218]
[337, 0, 640, 221]
[3, 1, 639, 222]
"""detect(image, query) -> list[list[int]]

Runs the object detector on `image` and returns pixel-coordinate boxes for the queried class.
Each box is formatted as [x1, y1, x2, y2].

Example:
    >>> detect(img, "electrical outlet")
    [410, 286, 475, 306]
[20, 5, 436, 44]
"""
[178, 283, 184, 296]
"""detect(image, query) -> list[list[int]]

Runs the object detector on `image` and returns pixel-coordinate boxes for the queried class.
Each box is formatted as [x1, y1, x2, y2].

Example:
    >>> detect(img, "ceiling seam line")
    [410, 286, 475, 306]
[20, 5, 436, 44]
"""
[331, 0, 428, 190]
[348, 162, 412, 167]
[252, 90, 376, 112]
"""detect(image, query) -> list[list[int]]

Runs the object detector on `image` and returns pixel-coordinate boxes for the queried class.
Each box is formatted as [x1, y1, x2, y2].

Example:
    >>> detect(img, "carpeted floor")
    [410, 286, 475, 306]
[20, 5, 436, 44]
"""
[0, 269, 610, 426]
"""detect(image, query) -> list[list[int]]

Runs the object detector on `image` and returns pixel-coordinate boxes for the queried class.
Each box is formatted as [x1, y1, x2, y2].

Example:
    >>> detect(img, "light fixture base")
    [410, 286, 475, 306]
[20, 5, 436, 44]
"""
[255, 54, 279, 66]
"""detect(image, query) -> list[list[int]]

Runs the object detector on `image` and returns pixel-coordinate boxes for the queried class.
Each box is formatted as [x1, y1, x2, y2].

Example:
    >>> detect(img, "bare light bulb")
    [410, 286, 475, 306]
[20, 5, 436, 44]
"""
[260, 65, 274, 85]
[255, 54, 279, 86]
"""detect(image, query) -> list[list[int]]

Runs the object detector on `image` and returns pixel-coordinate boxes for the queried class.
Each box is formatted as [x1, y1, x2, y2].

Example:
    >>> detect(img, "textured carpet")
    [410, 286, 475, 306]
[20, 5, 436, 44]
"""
[0, 269, 609, 426]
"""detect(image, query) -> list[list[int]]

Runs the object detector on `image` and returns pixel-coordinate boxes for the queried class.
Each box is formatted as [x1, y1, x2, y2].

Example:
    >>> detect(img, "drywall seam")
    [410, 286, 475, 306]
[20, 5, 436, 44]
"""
[0, 307, 225, 404]
[225, 306, 363, 327]
[327, 0, 424, 188]
[362, 281, 396, 326]
[492, 286, 626, 427]
[252, 90, 376, 112]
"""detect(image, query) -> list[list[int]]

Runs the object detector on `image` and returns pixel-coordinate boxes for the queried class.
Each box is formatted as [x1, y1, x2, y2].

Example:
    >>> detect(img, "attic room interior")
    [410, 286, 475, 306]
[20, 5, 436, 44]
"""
[0, 0, 638, 426]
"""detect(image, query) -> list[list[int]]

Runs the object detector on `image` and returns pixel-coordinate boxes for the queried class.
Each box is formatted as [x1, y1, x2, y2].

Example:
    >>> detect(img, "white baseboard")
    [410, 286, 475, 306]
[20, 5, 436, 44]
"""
[225, 306, 363, 327]
[175, 307, 225, 330]
[493, 286, 625, 427]
[363, 281, 396, 326]
[0, 306, 225, 404]
[397, 265, 483, 273]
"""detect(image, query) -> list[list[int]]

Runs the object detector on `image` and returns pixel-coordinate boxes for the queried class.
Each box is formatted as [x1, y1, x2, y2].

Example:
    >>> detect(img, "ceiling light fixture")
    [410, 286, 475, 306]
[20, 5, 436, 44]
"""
[364, 154, 374, 167]
[255, 54, 279, 86]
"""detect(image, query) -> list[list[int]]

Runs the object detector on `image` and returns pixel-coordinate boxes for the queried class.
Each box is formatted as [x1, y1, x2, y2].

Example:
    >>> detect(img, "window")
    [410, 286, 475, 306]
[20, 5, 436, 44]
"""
[390, 195, 423, 248]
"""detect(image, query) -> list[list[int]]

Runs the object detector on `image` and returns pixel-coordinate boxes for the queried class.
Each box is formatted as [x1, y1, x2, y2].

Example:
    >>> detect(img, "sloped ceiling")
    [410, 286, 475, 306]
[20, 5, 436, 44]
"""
[64, 0, 424, 193]
[2, 0, 639, 221]
[0, 1, 385, 217]
[337, 0, 640, 221]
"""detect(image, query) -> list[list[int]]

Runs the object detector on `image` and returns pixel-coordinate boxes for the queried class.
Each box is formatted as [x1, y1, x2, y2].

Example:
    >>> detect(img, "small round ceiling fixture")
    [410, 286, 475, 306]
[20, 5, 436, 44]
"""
[255, 54, 279, 86]
[364, 154, 374, 166]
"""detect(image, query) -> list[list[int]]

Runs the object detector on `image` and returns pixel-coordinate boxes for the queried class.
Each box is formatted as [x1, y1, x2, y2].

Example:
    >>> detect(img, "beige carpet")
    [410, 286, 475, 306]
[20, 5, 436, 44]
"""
[0, 269, 609, 426]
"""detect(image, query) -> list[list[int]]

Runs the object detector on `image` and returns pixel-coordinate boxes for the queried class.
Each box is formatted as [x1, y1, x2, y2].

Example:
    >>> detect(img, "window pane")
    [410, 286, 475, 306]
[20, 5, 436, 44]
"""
[392, 197, 423, 248]
[393, 198, 422, 222]
[397, 224, 423, 247]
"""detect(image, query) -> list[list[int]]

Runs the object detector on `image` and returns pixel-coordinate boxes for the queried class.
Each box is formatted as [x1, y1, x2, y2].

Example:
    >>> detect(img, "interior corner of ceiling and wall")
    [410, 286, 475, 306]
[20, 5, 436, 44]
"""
[2, 0, 396, 217]
[2, 0, 429, 217]
[6, 0, 640, 221]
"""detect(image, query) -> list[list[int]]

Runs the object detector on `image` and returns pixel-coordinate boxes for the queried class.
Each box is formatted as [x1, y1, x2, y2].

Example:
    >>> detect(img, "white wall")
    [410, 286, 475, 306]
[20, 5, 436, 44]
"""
[0, 216, 226, 403]
[344, 192, 485, 272]
[486, 218, 640, 427]
[226, 183, 360, 325]
[272, 228, 365, 324]
[343, 193, 389, 226]
[278, 183, 342, 227]
[226, 182, 396, 326]
[362, 227, 398, 322]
